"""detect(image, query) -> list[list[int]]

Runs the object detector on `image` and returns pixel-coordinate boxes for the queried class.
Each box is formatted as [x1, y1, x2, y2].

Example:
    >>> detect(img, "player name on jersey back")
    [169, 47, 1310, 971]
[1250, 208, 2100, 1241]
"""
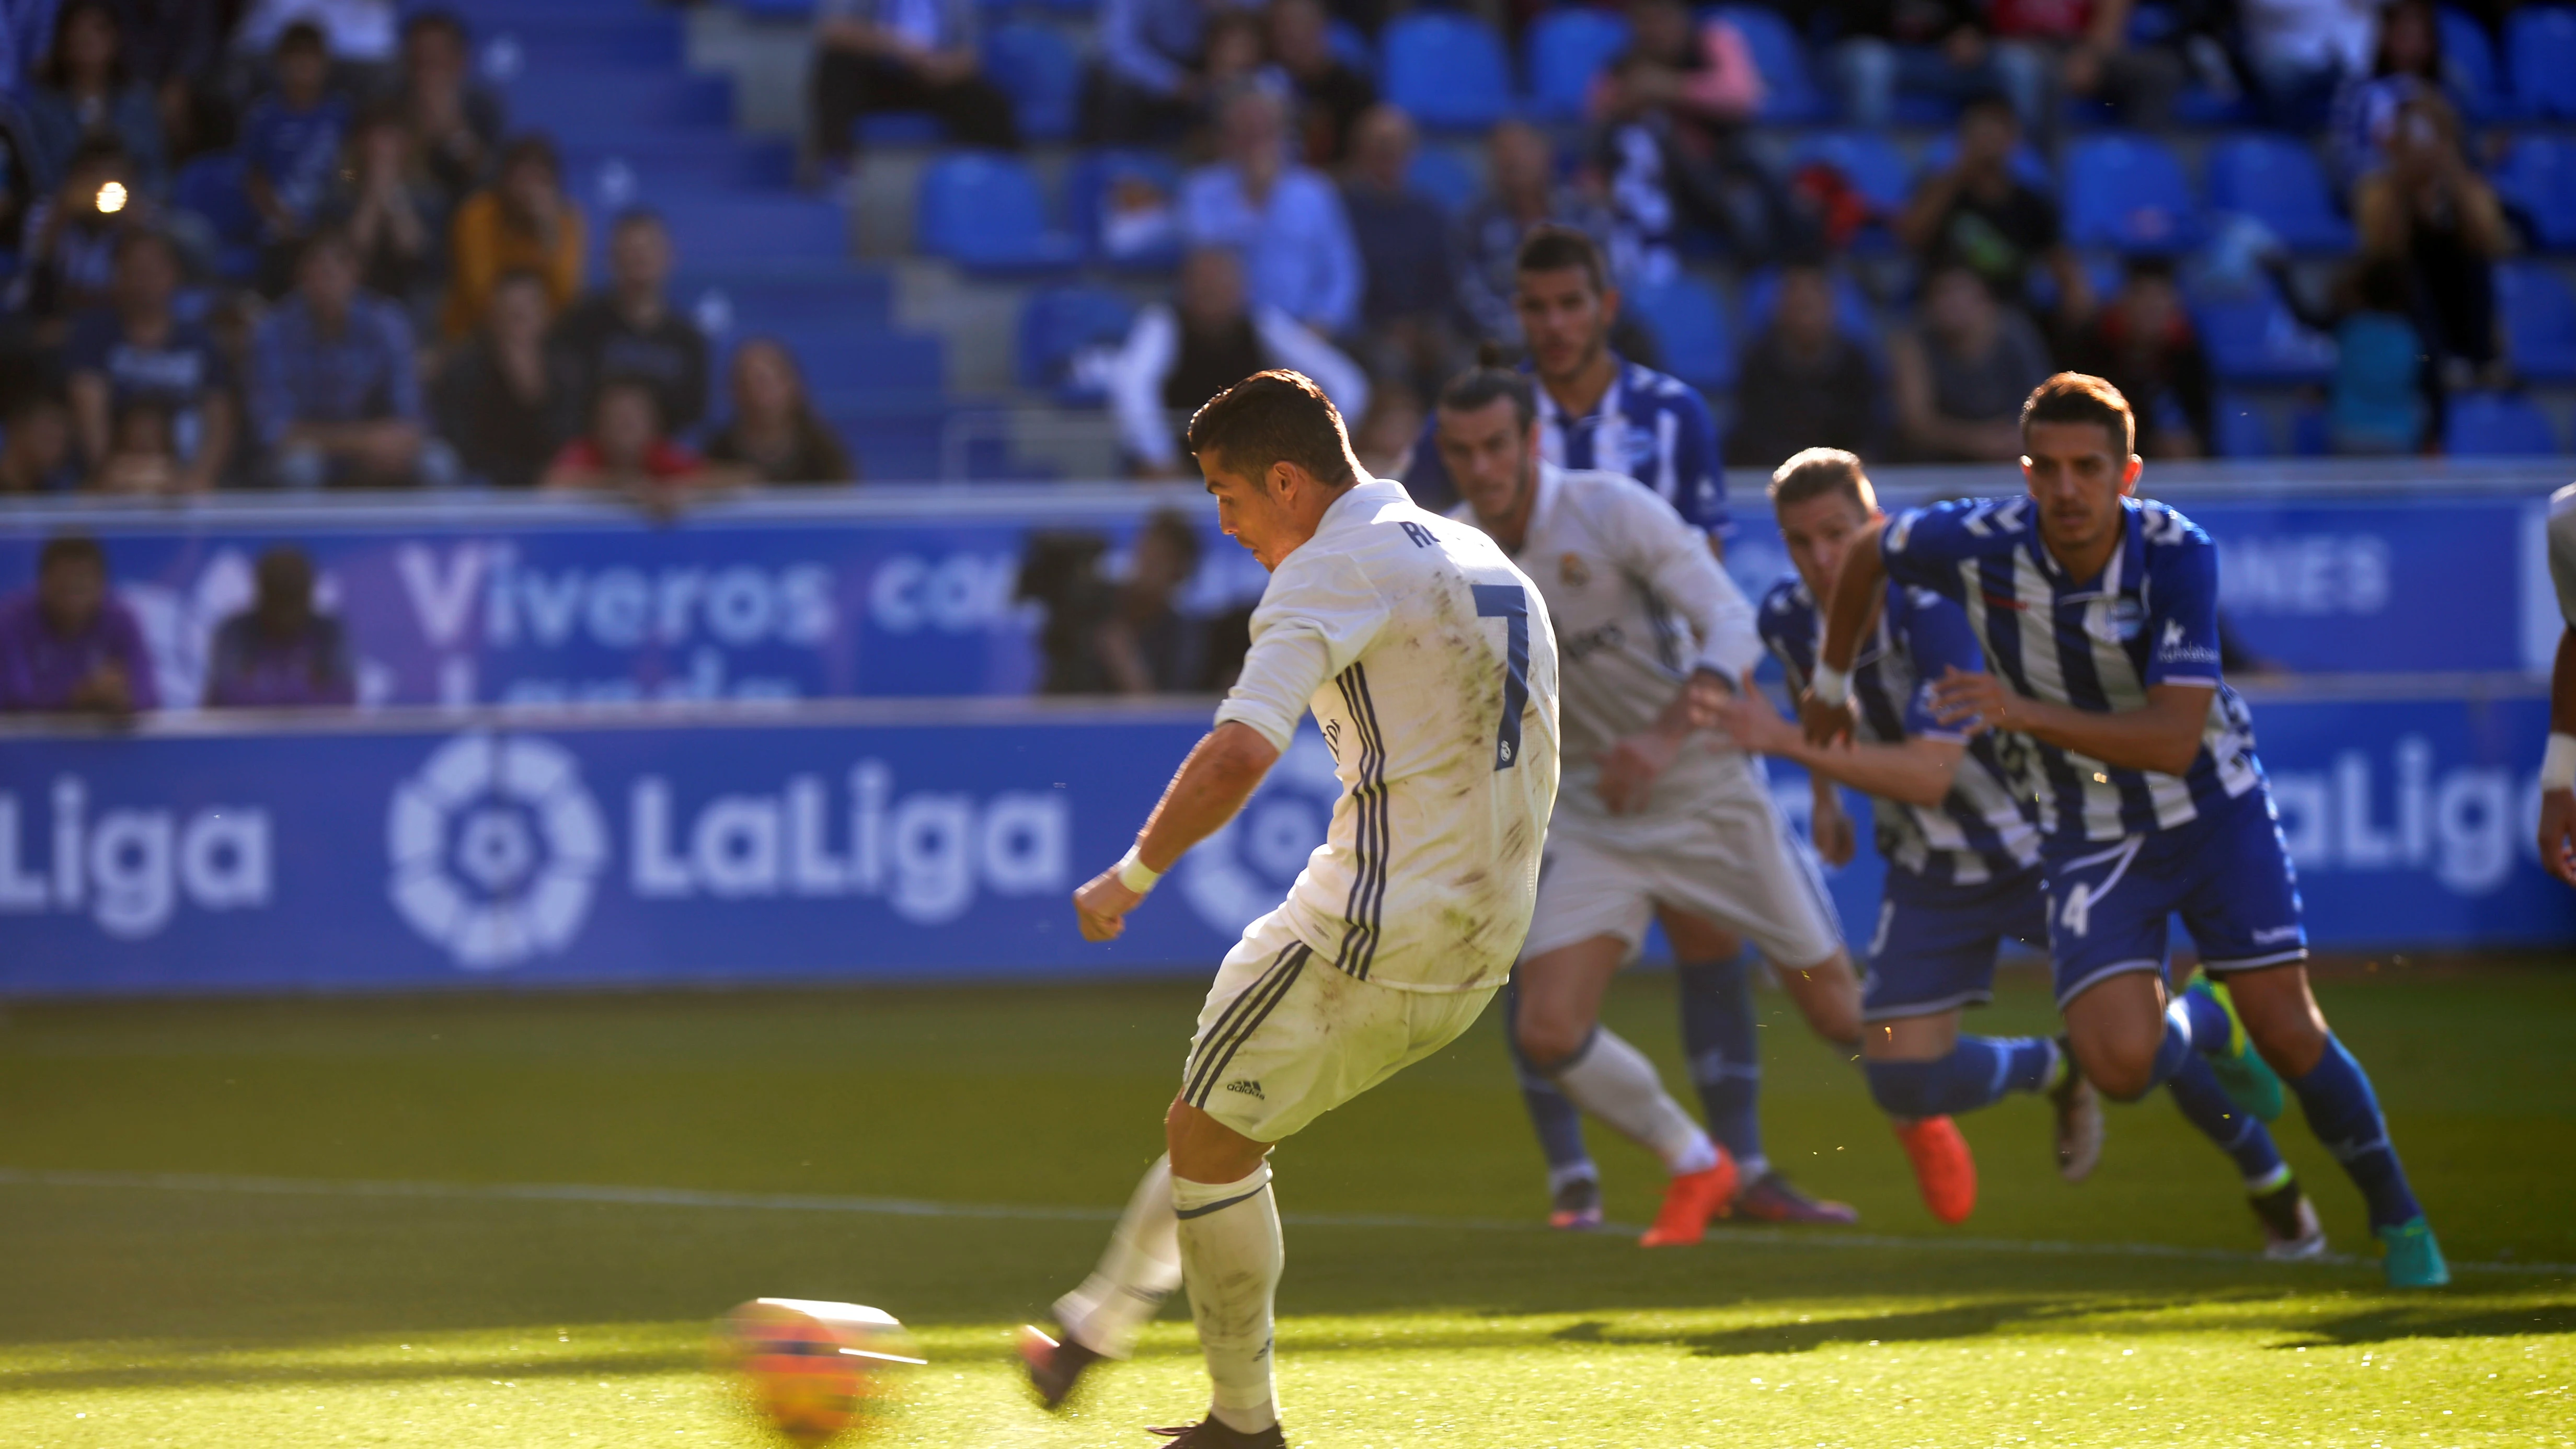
[1215, 478, 1562, 994]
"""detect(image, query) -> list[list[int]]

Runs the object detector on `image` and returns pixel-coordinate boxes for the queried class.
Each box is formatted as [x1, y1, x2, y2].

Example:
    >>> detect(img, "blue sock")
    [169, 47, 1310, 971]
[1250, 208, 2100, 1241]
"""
[2289, 1036, 2424, 1231]
[2165, 1054, 2288, 1188]
[1865, 1037, 2056, 1119]
[1675, 953, 1762, 1170]
[1502, 972, 1595, 1186]
[2178, 982, 2233, 1052]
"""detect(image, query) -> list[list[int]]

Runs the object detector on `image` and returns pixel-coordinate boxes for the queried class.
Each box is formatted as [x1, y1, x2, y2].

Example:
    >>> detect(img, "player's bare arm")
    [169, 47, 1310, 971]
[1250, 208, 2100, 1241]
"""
[2543, 624, 2576, 887]
[1074, 721, 1282, 941]
[1799, 524, 1887, 745]
[1928, 670, 2212, 778]
[1703, 684, 1964, 809]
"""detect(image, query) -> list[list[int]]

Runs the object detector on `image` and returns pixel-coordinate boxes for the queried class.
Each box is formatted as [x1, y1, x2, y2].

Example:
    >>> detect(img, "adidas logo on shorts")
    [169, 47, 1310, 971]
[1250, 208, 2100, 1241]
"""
[1225, 1079, 1265, 1100]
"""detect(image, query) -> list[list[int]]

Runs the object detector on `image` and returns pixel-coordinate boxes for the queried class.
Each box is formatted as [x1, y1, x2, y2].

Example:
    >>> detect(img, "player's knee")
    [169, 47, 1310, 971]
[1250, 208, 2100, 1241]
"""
[2079, 1041, 2162, 1102]
[1865, 1057, 1954, 1119]
[1514, 1016, 1592, 1073]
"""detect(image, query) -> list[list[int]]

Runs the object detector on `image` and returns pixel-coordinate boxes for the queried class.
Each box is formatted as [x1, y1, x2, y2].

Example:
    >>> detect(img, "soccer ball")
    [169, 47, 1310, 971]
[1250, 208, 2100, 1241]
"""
[717, 1298, 922, 1445]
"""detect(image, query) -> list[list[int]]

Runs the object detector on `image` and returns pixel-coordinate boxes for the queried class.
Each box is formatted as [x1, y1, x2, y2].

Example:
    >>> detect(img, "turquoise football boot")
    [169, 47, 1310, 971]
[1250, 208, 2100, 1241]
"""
[2190, 976, 2285, 1123]
[2377, 1217, 2451, 1289]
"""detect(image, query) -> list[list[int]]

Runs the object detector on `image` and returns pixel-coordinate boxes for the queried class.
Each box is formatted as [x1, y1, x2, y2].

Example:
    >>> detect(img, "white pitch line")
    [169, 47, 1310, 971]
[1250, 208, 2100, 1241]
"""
[0, 1167, 2567, 1280]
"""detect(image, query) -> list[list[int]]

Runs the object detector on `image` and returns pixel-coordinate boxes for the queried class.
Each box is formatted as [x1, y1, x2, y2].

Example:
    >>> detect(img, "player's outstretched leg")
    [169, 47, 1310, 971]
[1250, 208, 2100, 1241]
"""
[1665, 914, 1854, 1226]
[1023, 1156, 1184, 1409]
[1864, 1020, 2062, 1222]
[1502, 970, 1605, 1229]
[2163, 1054, 2326, 1259]
[2226, 964, 2447, 1288]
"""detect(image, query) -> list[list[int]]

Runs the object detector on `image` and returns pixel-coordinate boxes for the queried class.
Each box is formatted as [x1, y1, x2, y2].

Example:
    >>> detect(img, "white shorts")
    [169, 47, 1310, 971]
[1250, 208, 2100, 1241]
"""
[1181, 911, 1497, 1143]
[1521, 792, 1845, 969]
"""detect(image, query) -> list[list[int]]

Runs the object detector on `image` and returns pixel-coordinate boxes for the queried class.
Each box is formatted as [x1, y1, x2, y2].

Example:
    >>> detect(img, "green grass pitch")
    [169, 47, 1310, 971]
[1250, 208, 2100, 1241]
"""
[0, 962, 2569, 1447]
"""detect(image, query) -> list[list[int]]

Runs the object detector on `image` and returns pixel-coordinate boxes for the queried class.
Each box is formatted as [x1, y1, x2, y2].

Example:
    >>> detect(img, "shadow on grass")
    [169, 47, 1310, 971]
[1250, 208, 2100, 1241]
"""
[2273, 1301, 2576, 1348]
[0, 1348, 706, 1394]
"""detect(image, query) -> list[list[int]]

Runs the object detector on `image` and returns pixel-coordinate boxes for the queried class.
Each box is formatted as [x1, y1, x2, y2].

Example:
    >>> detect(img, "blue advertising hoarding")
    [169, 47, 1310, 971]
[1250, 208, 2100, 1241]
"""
[0, 685, 2562, 999]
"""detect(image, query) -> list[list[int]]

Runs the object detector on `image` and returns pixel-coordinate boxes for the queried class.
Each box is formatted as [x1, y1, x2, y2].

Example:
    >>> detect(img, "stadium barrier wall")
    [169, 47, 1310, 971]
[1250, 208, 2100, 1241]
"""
[0, 463, 2559, 708]
[0, 681, 2563, 999]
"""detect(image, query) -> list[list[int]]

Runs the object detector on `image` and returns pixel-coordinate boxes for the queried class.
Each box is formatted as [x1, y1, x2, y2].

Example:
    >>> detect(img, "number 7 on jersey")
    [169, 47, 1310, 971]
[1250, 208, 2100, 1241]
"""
[1472, 583, 1529, 770]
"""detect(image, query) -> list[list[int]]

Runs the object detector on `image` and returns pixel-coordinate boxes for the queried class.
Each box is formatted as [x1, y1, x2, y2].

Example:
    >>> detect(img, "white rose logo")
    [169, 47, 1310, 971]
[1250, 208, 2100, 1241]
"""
[1179, 727, 1340, 934]
[388, 733, 606, 969]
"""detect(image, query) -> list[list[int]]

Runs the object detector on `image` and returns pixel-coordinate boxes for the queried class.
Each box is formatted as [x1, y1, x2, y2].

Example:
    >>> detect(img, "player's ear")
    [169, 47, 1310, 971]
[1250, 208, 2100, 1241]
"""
[1598, 284, 1621, 329]
[2119, 454, 2143, 492]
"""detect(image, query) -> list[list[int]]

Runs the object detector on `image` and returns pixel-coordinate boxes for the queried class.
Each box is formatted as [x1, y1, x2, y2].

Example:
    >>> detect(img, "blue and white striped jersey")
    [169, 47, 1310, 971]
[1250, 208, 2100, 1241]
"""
[1878, 495, 2263, 843]
[1760, 576, 2043, 885]
[1402, 353, 1731, 537]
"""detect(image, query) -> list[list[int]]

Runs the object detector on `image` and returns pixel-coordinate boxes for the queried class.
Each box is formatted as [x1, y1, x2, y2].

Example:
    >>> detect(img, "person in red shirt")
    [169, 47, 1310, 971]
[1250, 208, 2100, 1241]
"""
[541, 376, 749, 513]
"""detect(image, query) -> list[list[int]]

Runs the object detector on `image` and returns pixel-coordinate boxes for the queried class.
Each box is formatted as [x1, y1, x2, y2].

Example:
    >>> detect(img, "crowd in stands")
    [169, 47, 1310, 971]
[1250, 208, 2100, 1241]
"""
[0, 0, 860, 502]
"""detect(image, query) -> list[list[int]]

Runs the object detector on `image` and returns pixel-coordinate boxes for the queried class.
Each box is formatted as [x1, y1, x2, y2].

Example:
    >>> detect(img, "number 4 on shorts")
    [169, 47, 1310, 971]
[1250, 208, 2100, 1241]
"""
[1473, 583, 1528, 770]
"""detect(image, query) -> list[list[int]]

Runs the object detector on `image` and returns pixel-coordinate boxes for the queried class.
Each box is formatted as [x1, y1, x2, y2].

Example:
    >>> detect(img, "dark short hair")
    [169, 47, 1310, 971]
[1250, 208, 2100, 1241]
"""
[1767, 447, 1876, 514]
[401, 8, 468, 44]
[67, 132, 130, 172]
[42, 1, 127, 91]
[500, 133, 562, 182]
[612, 208, 668, 238]
[1184, 370, 1358, 486]
[1435, 351, 1536, 431]
[277, 19, 328, 54]
[39, 535, 105, 575]
[112, 226, 180, 268]
[2020, 372, 2136, 455]
[1515, 224, 1608, 296]
[1139, 507, 1201, 573]
[1961, 89, 2018, 125]
[296, 223, 357, 271]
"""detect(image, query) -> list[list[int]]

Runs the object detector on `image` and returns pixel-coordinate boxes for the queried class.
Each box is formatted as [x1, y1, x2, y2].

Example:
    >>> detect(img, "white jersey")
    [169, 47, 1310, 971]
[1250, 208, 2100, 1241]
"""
[1214, 477, 1561, 993]
[2551, 482, 2576, 628]
[1452, 462, 1763, 827]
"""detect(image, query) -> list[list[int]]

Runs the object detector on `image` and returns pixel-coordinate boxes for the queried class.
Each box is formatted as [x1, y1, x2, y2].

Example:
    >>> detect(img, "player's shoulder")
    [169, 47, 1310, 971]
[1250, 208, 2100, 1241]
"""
[1622, 359, 1712, 416]
[2133, 497, 2213, 550]
[1756, 573, 1812, 640]
[1884, 494, 2034, 555]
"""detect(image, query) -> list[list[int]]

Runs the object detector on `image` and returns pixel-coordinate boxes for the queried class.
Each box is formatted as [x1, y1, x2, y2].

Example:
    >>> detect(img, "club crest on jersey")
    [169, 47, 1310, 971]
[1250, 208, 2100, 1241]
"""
[2111, 599, 2147, 641]
[1559, 552, 1591, 588]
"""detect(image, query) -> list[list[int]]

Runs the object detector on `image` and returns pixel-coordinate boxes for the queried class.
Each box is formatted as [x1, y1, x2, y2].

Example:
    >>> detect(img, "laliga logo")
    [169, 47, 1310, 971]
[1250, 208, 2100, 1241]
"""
[1179, 729, 1340, 934]
[388, 733, 607, 969]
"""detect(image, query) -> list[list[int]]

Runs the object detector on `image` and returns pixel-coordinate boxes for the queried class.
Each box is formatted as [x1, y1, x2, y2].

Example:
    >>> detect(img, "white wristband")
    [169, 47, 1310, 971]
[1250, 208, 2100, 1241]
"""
[1810, 663, 1852, 709]
[2544, 732, 2576, 793]
[1116, 847, 1164, 894]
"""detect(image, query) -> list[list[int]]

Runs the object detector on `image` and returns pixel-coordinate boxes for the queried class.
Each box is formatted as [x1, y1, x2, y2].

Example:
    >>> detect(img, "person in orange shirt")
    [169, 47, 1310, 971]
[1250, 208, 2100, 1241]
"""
[441, 133, 584, 340]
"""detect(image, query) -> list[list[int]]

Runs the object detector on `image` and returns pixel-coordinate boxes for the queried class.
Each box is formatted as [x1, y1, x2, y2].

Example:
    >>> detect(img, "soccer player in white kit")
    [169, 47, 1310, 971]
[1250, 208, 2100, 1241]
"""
[2540, 482, 2576, 886]
[1434, 361, 1866, 1248]
[1017, 372, 1560, 1448]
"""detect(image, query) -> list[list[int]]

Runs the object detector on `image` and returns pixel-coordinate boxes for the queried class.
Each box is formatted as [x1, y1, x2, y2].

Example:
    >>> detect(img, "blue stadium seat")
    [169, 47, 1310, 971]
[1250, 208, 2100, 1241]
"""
[1018, 285, 1138, 401]
[985, 22, 1082, 141]
[172, 152, 260, 279]
[1790, 131, 1912, 214]
[1408, 146, 1481, 216]
[2193, 292, 2336, 385]
[1525, 7, 1631, 121]
[2436, 6, 2504, 120]
[2064, 135, 2200, 253]
[2205, 134, 2352, 251]
[916, 152, 1080, 273]
[1739, 266, 1876, 341]
[2210, 393, 2281, 458]
[1327, 18, 1376, 78]
[1709, 5, 1831, 122]
[734, 0, 816, 16]
[1066, 148, 1186, 269]
[1626, 274, 1733, 392]
[2506, 5, 2576, 119]
[2498, 262, 2576, 380]
[2444, 391, 2561, 454]
[2496, 135, 2576, 249]
[1382, 12, 1512, 131]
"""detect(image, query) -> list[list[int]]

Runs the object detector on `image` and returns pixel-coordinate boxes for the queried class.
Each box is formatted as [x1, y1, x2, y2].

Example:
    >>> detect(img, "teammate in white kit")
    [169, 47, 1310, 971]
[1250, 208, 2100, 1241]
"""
[1436, 361, 1865, 1247]
[1017, 371, 1560, 1448]
[2540, 482, 2576, 886]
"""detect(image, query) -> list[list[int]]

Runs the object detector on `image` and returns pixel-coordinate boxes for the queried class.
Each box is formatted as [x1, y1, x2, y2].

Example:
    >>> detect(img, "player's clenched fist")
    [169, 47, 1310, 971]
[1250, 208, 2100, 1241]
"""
[2542, 788, 2576, 889]
[1073, 871, 1145, 942]
[1926, 666, 2015, 734]
[1798, 688, 1855, 747]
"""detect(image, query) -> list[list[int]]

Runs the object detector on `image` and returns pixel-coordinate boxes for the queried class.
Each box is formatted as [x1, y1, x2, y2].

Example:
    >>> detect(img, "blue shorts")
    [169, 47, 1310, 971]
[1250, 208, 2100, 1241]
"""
[1860, 864, 2050, 1022]
[2040, 785, 2309, 1009]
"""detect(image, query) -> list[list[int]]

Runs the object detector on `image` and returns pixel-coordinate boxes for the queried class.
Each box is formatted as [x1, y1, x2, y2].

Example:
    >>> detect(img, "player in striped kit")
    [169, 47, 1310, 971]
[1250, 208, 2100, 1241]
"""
[1710, 448, 2324, 1254]
[1800, 374, 2446, 1288]
[1408, 228, 1841, 1229]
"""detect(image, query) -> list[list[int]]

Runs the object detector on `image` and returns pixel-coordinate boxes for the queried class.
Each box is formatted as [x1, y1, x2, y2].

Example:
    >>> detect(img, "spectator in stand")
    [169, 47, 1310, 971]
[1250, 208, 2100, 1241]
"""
[109, 0, 227, 167]
[550, 209, 707, 435]
[1350, 379, 1424, 477]
[2061, 257, 2215, 457]
[1454, 120, 1616, 348]
[1098, 508, 1210, 694]
[542, 377, 748, 510]
[241, 21, 351, 279]
[2311, 258, 2430, 453]
[236, 0, 403, 84]
[703, 339, 859, 485]
[2240, 0, 2378, 129]
[0, 393, 76, 494]
[21, 1, 166, 198]
[1086, 0, 1249, 145]
[1726, 261, 1887, 466]
[203, 545, 355, 708]
[88, 397, 180, 493]
[1181, 85, 1362, 339]
[805, 0, 1016, 186]
[0, 90, 49, 257]
[253, 226, 456, 489]
[1341, 102, 1458, 392]
[1589, 0, 1806, 266]
[321, 101, 444, 323]
[1106, 245, 1369, 477]
[2330, 0, 2444, 187]
[1986, 0, 2182, 132]
[1271, 0, 1374, 165]
[64, 228, 235, 493]
[2355, 91, 2505, 389]
[389, 9, 503, 214]
[1896, 93, 2090, 328]
[433, 269, 578, 489]
[441, 133, 583, 341]
[1831, 0, 2006, 129]
[0, 534, 156, 716]
[1889, 262, 2053, 462]
[11, 135, 148, 332]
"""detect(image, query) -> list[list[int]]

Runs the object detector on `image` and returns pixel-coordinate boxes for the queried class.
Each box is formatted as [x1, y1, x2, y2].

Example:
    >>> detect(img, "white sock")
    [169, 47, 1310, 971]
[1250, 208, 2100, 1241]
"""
[1054, 1156, 1183, 1360]
[1171, 1162, 1282, 1435]
[1552, 1027, 1719, 1176]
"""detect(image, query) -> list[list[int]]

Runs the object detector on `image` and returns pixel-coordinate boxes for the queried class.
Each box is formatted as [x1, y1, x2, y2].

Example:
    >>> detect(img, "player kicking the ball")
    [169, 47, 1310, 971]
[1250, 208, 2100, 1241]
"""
[1800, 375, 2446, 1288]
[1018, 371, 1560, 1446]
[1438, 361, 1864, 1247]
[1707, 448, 2324, 1255]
